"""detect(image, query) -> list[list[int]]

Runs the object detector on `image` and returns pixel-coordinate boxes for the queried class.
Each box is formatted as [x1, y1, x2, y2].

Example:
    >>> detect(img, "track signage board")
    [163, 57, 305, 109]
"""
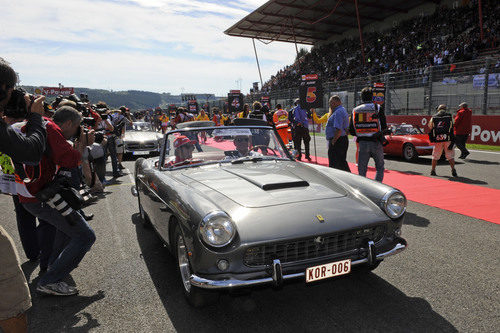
[228, 90, 243, 114]
[299, 74, 323, 109]
[372, 82, 385, 105]
[187, 100, 198, 114]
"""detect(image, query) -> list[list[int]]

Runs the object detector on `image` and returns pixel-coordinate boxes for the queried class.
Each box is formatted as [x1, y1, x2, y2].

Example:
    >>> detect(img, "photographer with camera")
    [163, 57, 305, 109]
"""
[19, 106, 96, 296]
[0, 58, 49, 332]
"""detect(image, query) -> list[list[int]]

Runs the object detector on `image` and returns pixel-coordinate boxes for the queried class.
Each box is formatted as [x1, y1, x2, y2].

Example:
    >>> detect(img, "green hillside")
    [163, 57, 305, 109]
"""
[21, 86, 218, 111]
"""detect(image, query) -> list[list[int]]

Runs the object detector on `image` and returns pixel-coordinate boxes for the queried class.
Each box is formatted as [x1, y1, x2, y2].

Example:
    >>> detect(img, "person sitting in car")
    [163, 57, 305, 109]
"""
[224, 135, 262, 159]
[165, 135, 196, 166]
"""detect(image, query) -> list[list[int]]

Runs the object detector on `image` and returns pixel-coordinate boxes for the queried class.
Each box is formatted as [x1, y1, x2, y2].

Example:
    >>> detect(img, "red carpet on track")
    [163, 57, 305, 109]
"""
[303, 156, 500, 225]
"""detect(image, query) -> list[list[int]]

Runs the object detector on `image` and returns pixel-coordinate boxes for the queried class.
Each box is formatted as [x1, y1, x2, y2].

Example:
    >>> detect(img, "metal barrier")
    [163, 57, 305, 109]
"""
[246, 57, 500, 115]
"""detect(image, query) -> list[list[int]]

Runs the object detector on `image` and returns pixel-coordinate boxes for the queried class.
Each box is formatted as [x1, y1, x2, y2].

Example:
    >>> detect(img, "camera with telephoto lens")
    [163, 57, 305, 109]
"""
[76, 117, 96, 139]
[35, 176, 84, 225]
[3, 88, 30, 119]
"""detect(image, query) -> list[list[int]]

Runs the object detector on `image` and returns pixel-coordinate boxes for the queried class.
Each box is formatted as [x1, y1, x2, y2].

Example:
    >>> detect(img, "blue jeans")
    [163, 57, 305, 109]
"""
[106, 135, 119, 177]
[358, 140, 385, 182]
[22, 202, 96, 285]
[12, 196, 55, 269]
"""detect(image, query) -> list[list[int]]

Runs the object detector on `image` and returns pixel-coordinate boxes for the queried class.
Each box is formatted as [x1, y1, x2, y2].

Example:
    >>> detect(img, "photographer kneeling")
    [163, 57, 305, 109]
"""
[19, 106, 96, 296]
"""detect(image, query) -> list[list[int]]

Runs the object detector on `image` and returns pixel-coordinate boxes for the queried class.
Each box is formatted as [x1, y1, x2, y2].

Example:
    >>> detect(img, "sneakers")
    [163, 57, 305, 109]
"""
[430, 170, 436, 176]
[452, 168, 458, 177]
[305, 156, 312, 162]
[36, 282, 78, 296]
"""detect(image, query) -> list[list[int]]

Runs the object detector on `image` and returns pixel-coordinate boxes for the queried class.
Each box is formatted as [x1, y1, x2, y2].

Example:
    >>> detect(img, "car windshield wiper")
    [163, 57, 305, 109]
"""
[230, 156, 263, 164]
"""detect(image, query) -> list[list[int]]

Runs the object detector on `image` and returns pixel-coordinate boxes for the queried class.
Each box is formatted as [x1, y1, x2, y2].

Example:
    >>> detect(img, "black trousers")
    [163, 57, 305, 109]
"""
[328, 135, 350, 172]
[455, 134, 469, 156]
[293, 125, 311, 159]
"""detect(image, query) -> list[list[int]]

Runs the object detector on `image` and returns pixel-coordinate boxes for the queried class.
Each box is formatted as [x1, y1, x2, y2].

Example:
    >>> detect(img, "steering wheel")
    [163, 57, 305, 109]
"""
[250, 145, 278, 156]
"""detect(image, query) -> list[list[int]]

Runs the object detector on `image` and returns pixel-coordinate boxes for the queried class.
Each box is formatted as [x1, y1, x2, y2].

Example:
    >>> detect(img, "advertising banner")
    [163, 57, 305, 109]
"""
[261, 96, 271, 108]
[473, 74, 499, 89]
[228, 90, 243, 114]
[386, 115, 500, 146]
[372, 82, 385, 105]
[187, 100, 198, 114]
[38, 87, 74, 96]
[299, 74, 323, 109]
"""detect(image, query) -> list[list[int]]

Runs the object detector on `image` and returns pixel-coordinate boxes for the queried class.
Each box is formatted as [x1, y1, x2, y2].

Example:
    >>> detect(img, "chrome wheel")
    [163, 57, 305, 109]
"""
[177, 235, 191, 293]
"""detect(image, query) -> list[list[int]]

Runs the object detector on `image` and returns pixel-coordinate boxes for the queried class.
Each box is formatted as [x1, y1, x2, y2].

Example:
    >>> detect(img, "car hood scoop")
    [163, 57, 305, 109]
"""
[181, 162, 346, 208]
[224, 169, 309, 191]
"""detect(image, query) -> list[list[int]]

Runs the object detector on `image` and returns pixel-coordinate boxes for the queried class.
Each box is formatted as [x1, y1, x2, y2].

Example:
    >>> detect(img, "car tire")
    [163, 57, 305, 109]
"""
[136, 178, 151, 228]
[402, 143, 418, 162]
[173, 224, 219, 307]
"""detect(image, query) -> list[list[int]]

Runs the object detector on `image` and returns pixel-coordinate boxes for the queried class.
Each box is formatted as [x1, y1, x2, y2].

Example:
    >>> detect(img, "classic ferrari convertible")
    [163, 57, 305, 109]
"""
[132, 120, 407, 306]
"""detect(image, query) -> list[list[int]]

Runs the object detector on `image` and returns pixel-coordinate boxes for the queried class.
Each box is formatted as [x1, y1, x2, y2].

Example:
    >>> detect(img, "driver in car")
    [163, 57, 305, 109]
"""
[166, 135, 196, 166]
[224, 135, 262, 159]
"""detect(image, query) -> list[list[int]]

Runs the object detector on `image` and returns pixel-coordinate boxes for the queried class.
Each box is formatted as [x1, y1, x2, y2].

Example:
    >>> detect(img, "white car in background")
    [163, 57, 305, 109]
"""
[124, 122, 163, 157]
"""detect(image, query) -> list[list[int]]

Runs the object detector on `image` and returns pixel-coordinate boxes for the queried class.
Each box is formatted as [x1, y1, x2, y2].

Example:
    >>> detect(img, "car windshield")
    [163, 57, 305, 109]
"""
[391, 124, 422, 135]
[162, 126, 291, 168]
[128, 122, 153, 131]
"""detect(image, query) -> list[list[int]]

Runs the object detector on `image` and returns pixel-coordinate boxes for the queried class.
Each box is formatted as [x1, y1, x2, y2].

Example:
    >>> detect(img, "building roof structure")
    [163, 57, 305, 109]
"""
[225, 0, 440, 45]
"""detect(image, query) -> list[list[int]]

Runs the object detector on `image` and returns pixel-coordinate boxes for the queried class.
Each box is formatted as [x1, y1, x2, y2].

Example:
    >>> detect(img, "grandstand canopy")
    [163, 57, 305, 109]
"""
[225, 0, 439, 45]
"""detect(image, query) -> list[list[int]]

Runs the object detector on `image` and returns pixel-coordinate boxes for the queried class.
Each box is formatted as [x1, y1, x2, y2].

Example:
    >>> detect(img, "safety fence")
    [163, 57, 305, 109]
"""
[245, 56, 500, 115]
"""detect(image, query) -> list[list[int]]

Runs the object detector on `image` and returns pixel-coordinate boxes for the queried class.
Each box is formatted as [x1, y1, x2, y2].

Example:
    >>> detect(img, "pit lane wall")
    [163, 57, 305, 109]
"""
[385, 115, 500, 146]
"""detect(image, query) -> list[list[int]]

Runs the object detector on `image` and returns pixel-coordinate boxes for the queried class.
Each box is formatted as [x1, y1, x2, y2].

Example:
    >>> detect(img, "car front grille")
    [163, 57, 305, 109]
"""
[244, 225, 385, 267]
[126, 142, 157, 150]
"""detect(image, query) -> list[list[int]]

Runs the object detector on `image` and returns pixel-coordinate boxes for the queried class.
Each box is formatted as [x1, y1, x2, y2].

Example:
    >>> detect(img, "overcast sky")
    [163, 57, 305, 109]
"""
[1, 0, 310, 96]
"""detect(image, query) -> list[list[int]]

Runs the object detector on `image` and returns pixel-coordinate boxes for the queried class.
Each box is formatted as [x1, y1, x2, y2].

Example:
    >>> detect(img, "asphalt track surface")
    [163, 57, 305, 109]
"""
[1, 139, 499, 332]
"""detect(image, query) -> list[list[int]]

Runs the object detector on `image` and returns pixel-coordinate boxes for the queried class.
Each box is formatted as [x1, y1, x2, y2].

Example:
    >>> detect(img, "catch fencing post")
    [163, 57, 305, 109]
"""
[384, 73, 392, 115]
[482, 58, 491, 115]
[427, 66, 433, 115]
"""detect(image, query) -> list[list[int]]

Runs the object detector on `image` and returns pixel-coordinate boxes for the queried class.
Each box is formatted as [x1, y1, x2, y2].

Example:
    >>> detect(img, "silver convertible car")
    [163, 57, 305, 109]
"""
[124, 122, 163, 157]
[132, 120, 407, 306]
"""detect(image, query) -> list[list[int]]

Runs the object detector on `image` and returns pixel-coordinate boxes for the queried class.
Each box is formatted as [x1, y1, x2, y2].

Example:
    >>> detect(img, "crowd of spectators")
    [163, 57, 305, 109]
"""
[262, 1, 499, 91]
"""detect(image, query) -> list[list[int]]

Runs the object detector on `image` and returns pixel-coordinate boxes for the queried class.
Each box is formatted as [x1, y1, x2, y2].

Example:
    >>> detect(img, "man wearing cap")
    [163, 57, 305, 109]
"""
[429, 104, 457, 177]
[454, 102, 472, 159]
[168, 135, 195, 166]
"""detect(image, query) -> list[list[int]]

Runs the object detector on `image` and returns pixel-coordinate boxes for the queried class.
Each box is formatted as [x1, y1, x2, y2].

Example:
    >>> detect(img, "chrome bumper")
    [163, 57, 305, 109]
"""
[190, 238, 407, 290]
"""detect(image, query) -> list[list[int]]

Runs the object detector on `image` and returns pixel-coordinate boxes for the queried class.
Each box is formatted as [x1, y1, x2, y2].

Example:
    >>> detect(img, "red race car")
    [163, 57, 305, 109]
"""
[383, 123, 434, 162]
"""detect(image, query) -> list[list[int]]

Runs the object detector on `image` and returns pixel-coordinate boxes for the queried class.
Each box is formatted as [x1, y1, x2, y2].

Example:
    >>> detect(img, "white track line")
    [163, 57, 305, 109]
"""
[467, 149, 500, 155]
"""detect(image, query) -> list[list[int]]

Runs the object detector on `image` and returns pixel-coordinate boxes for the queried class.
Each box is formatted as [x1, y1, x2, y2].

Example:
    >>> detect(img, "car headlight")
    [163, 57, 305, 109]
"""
[199, 211, 236, 248]
[381, 190, 407, 219]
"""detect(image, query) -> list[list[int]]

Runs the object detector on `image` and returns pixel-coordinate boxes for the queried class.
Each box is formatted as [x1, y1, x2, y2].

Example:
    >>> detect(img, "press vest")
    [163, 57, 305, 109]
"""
[352, 103, 381, 138]
[430, 114, 453, 142]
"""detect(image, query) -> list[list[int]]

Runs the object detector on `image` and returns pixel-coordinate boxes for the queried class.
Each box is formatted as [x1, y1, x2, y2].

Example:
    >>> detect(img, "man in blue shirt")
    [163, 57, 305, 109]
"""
[292, 99, 311, 161]
[325, 95, 350, 171]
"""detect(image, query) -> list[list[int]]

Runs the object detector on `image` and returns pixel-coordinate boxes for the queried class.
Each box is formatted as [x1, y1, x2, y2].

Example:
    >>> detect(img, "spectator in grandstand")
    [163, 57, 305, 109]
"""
[350, 87, 387, 182]
[325, 95, 350, 172]
[429, 104, 458, 177]
[262, 1, 499, 91]
[454, 102, 472, 159]
[293, 99, 311, 161]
